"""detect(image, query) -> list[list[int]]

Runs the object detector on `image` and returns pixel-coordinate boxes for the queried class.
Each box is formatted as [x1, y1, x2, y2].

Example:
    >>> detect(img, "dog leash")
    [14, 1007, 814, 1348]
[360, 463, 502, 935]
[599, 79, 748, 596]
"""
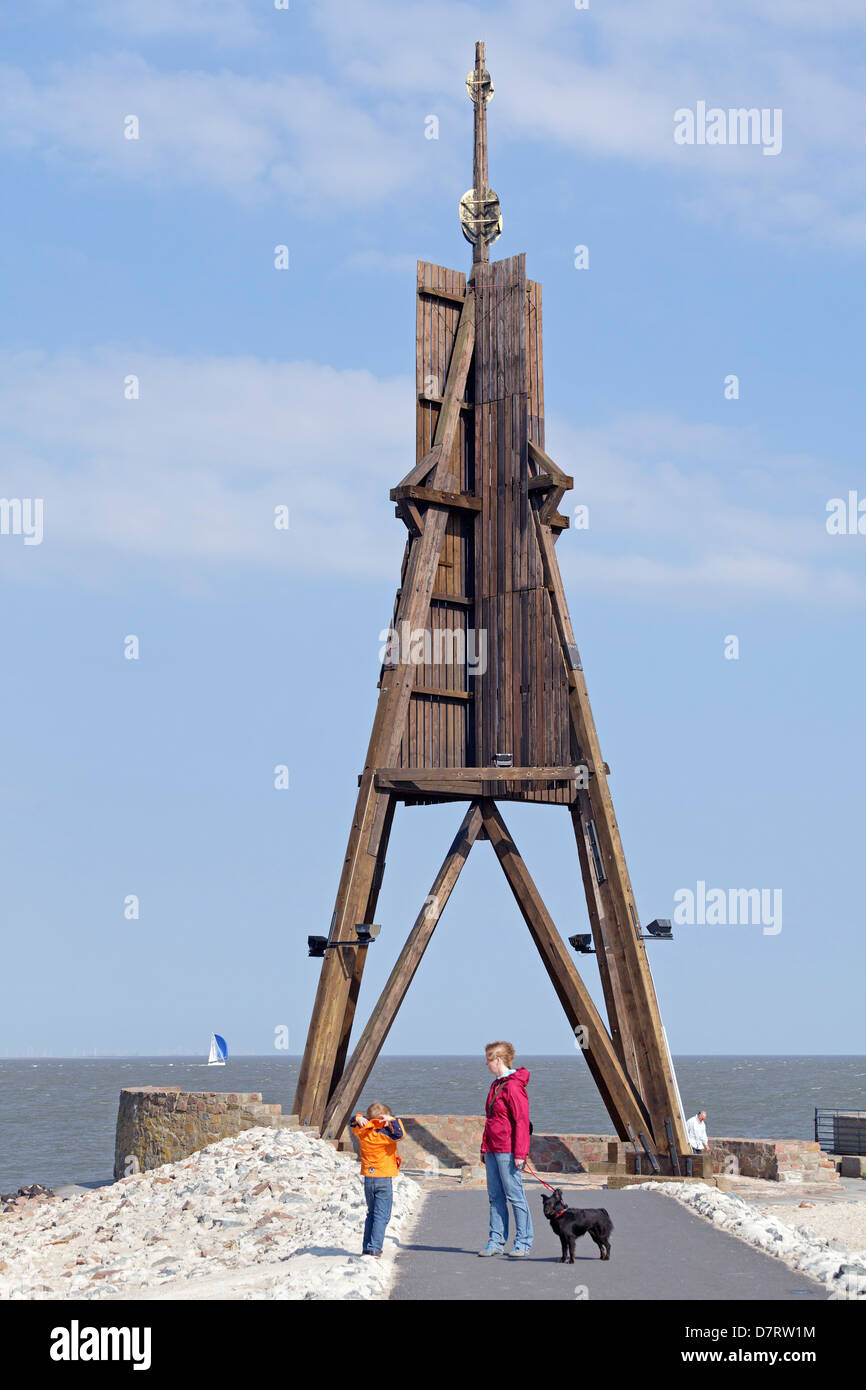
[522, 1160, 555, 1191]
[522, 1161, 570, 1217]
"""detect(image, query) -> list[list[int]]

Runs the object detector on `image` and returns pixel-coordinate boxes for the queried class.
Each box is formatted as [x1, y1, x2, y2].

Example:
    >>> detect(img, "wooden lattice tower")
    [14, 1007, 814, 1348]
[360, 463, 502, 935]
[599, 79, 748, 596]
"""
[293, 43, 691, 1170]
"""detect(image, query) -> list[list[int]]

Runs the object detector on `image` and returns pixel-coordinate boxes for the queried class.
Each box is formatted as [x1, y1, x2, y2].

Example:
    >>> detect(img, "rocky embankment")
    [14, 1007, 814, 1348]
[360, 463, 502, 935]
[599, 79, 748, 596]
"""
[0, 1127, 422, 1300]
[633, 1181, 866, 1299]
[1, 1184, 54, 1214]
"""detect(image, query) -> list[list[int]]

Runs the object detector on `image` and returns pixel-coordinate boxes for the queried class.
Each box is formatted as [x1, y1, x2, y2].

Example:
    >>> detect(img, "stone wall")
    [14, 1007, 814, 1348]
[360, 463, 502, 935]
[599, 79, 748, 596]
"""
[350, 1115, 618, 1175]
[113, 1095, 840, 1186]
[356, 1115, 840, 1184]
[113, 1087, 298, 1180]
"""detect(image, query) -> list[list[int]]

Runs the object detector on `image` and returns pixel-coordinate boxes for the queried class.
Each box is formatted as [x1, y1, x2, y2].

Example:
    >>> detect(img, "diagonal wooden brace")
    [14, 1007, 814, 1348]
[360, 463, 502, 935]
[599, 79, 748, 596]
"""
[480, 799, 653, 1143]
[320, 802, 483, 1139]
[292, 291, 477, 1129]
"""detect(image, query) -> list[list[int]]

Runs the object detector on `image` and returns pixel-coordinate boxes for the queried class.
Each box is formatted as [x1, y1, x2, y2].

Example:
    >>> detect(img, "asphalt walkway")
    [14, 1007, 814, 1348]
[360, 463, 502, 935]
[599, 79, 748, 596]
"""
[390, 1184, 827, 1301]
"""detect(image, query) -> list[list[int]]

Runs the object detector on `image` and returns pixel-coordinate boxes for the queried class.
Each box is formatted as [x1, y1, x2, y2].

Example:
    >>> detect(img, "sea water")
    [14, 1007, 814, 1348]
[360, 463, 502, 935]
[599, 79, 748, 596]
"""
[1, 1054, 864, 1192]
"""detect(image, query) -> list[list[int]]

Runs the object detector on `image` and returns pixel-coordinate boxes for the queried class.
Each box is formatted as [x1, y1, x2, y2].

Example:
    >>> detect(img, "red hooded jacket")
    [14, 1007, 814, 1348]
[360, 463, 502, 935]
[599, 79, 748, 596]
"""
[481, 1067, 531, 1163]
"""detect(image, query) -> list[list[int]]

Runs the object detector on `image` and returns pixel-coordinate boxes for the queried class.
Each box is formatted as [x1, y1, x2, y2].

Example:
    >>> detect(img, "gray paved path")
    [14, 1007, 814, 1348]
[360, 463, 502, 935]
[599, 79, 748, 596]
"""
[390, 1186, 827, 1301]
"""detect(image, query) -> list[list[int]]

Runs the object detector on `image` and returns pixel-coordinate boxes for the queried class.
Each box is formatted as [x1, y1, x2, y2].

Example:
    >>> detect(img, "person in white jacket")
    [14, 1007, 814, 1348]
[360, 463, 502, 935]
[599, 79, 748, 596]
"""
[686, 1110, 708, 1152]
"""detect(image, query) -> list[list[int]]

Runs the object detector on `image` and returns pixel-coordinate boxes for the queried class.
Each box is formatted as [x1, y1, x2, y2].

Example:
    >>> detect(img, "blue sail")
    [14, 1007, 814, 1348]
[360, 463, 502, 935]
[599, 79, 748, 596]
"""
[214, 1034, 228, 1060]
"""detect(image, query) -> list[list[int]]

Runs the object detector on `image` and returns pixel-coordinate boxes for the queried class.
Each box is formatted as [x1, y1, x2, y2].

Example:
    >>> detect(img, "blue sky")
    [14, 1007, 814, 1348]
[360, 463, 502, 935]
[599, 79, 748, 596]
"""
[1, 0, 865, 1059]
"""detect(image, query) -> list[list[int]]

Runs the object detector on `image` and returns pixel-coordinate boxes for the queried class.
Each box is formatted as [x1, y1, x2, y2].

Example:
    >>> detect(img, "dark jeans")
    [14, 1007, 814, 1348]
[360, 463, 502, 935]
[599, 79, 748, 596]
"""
[363, 1176, 393, 1254]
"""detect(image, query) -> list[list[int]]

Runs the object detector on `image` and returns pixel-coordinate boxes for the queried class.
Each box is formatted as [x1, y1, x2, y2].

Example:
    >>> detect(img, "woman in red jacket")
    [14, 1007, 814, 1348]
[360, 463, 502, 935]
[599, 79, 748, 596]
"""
[478, 1040, 534, 1258]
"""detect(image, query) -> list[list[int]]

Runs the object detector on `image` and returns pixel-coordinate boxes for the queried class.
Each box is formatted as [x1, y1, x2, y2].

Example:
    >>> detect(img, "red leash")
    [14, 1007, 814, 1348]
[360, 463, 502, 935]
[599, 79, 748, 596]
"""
[521, 1160, 555, 1191]
[522, 1161, 569, 1217]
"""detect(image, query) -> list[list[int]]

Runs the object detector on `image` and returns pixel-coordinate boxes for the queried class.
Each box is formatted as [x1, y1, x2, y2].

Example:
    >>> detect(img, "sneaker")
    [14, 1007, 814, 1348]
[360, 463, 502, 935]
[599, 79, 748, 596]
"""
[477, 1245, 505, 1257]
[508, 1247, 531, 1258]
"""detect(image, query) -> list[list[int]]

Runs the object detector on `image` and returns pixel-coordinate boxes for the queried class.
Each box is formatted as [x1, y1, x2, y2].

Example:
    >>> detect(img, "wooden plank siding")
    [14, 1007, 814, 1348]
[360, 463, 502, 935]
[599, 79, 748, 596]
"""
[397, 261, 475, 771]
[471, 255, 571, 801]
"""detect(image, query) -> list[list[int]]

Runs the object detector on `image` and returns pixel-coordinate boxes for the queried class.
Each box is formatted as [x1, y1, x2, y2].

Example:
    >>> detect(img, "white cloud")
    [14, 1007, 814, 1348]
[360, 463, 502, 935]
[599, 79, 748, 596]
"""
[547, 410, 864, 604]
[0, 349, 859, 605]
[2, 1, 865, 241]
[313, 0, 866, 246]
[0, 350, 411, 585]
[85, 0, 265, 44]
[0, 55, 424, 206]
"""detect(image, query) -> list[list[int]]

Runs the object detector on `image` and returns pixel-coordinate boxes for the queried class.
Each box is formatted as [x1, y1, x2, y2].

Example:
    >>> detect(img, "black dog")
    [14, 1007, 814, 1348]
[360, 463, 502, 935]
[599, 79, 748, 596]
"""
[541, 1188, 613, 1262]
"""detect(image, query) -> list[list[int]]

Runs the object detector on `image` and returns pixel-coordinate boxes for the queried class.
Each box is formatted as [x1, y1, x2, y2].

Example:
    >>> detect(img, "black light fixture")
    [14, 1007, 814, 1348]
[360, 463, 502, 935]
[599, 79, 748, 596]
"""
[307, 926, 381, 956]
[568, 933, 596, 955]
[643, 918, 673, 940]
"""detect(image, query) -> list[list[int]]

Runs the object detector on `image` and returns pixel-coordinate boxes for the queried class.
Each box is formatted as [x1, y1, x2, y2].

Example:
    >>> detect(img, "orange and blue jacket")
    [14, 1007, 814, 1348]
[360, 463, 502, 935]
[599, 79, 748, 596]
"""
[350, 1114, 405, 1177]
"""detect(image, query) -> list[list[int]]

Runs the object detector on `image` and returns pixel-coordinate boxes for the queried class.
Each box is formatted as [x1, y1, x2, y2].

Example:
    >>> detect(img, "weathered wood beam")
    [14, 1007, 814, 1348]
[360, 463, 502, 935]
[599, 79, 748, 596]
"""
[330, 794, 396, 1089]
[418, 285, 466, 306]
[429, 591, 474, 607]
[320, 803, 483, 1139]
[377, 779, 578, 800]
[417, 392, 473, 414]
[394, 499, 424, 536]
[480, 799, 652, 1144]
[391, 484, 481, 513]
[377, 765, 583, 784]
[531, 507, 689, 1153]
[528, 441, 572, 522]
[528, 439, 572, 488]
[292, 289, 477, 1129]
[409, 686, 473, 701]
[395, 443, 443, 492]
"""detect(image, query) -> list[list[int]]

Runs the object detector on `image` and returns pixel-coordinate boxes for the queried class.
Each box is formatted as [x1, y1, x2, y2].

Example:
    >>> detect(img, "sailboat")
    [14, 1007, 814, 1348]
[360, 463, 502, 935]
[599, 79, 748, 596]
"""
[207, 1033, 228, 1066]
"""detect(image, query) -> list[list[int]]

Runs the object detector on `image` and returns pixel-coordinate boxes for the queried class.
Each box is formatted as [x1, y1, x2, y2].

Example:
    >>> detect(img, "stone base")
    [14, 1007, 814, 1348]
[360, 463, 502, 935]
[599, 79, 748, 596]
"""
[840, 1155, 866, 1179]
[608, 1174, 708, 1189]
[112, 1098, 844, 1187]
[113, 1088, 305, 1179]
[624, 1151, 712, 1179]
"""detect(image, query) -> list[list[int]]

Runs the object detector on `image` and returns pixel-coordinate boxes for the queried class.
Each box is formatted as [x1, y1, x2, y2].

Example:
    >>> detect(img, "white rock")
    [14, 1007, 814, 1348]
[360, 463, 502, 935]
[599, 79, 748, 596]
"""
[0, 1126, 423, 1302]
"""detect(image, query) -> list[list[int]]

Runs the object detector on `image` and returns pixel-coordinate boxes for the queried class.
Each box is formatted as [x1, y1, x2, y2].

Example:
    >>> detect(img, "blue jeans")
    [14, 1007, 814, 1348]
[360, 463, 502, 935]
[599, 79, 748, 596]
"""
[363, 1176, 393, 1254]
[484, 1152, 533, 1251]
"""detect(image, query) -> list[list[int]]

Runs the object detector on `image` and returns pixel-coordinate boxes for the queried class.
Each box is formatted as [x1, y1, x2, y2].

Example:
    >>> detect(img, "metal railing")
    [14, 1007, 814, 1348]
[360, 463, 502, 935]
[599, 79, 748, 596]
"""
[815, 1108, 866, 1156]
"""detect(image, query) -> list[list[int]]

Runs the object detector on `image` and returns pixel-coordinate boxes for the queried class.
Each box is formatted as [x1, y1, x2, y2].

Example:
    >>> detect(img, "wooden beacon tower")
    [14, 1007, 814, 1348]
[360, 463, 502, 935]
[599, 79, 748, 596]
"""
[294, 43, 691, 1172]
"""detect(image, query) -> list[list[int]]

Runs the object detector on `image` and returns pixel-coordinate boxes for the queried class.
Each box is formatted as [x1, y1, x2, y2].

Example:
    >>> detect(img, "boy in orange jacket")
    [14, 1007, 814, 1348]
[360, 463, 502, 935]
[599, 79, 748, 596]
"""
[351, 1102, 404, 1257]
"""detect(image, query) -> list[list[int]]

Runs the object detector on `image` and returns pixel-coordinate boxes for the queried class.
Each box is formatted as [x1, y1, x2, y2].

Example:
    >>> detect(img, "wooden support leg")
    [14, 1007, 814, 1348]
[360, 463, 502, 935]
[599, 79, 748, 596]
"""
[480, 799, 651, 1143]
[292, 778, 395, 1127]
[532, 509, 689, 1154]
[570, 795, 640, 1082]
[321, 802, 483, 1139]
[293, 291, 478, 1130]
[331, 794, 396, 1089]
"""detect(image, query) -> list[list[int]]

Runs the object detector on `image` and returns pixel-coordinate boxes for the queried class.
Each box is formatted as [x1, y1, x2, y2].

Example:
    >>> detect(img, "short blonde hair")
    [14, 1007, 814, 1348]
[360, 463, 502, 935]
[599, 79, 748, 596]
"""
[366, 1101, 389, 1119]
[485, 1040, 515, 1067]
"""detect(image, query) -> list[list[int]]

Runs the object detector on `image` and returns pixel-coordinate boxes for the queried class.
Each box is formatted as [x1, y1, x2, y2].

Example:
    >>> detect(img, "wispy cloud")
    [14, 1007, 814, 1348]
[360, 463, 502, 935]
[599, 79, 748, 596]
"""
[2, 1, 865, 242]
[84, 0, 265, 45]
[0, 350, 410, 586]
[0, 55, 424, 206]
[1, 349, 859, 605]
[549, 411, 864, 604]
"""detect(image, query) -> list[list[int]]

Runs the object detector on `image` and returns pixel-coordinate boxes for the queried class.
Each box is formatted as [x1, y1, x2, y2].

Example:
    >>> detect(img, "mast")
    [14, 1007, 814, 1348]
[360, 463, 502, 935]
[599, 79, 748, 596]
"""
[460, 41, 501, 264]
[472, 41, 489, 264]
